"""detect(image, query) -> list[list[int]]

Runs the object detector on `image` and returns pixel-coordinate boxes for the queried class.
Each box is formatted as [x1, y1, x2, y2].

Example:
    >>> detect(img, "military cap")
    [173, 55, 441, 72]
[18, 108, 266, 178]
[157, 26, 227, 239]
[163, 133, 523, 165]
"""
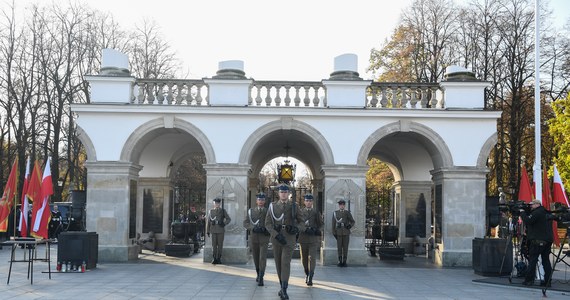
[304, 194, 314, 201]
[256, 193, 266, 199]
[337, 199, 346, 205]
[213, 197, 222, 203]
[278, 185, 290, 192]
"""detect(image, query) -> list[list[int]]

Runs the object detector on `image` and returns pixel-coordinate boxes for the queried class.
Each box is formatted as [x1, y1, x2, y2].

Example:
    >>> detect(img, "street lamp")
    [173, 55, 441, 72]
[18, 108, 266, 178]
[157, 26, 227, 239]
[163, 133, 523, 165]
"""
[277, 143, 296, 184]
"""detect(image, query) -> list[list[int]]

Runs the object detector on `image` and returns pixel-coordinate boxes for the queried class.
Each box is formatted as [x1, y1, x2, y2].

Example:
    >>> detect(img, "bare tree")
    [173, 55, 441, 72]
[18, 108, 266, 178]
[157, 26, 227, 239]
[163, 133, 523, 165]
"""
[127, 19, 180, 79]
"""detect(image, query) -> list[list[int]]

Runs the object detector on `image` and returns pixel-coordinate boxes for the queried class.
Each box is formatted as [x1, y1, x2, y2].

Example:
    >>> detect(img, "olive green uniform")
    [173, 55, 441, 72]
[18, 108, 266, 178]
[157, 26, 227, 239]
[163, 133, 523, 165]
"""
[265, 200, 304, 288]
[298, 207, 323, 285]
[332, 209, 355, 266]
[243, 206, 270, 284]
[206, 207, 231, 263]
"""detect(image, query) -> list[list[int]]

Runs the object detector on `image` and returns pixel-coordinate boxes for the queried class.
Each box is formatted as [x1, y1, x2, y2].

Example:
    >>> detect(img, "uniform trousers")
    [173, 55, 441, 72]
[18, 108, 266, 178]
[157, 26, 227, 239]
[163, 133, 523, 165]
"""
[251, 234, 269, 273]
[336, 234, 350, 257]
[300, 241, 319, 273]
[272, 232, 296, 283]
[212, 232, 225, 258]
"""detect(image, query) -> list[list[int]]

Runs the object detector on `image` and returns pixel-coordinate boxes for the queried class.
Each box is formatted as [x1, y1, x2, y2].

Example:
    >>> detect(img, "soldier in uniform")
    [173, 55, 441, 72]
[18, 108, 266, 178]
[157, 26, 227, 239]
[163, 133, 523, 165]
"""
[206, 197, 231, 264]
[332, 199, 355, 267]
[243, 192, 270, 286]
[298, 193, 323, 286]
[265, 184, 304, 300]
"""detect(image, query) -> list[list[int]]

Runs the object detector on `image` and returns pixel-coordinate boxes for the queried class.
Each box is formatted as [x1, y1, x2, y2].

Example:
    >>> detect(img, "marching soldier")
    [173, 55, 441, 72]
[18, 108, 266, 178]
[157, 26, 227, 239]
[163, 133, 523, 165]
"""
[265, 184, 304, 300]
[298, 193, 323, 286]
[206, 197, 231, 264]
[243, 192, 270, 286]
[332, 199, 355, 267]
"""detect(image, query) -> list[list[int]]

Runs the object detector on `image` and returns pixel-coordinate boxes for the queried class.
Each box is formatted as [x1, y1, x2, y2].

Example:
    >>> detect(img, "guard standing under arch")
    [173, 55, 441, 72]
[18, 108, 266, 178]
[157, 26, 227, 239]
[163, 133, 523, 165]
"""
[332, 199, 355, 267]
[206, 197, 231, 264]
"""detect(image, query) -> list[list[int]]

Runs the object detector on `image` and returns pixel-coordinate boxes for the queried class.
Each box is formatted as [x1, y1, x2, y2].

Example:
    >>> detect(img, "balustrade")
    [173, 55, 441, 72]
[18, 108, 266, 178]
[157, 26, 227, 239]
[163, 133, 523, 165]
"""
[366, 82, 443, 109]
[133, 79, 208, 105]
[130, 79, 446, 109]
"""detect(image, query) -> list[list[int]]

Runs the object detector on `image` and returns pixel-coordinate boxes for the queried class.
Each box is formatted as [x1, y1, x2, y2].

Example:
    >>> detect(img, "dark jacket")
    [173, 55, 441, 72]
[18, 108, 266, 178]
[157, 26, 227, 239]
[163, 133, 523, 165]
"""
[521, 205, 553, 243]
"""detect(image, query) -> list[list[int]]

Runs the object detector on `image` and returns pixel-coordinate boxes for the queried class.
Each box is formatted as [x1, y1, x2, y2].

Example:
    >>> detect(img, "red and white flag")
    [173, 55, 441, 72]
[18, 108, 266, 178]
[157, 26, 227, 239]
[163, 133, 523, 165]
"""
[0, 159, 19, 232]
[553, 164, 569, 207]
[18, 157, 31, 237]
[31, 158, 53, 239]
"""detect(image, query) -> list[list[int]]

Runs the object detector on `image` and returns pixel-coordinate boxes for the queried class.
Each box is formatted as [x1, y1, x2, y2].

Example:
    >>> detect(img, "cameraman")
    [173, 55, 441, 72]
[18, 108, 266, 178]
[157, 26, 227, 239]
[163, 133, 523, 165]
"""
[520, 199, 552, 287]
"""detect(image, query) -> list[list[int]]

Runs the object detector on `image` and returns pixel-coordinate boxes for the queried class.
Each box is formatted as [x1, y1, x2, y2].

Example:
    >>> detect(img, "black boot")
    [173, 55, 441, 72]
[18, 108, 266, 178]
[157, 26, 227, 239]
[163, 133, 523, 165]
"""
[337, 256, 343, 267]
[212, 256, 217, 264]
[256, 268, 259, 282]
[307, 272, 314, 286]
[304, 268, 309, 283]
[258, 272, 264, 286]
[279, 281, 289, 299]
[217, 255, 222, 264]
[342, 256, 347, 267]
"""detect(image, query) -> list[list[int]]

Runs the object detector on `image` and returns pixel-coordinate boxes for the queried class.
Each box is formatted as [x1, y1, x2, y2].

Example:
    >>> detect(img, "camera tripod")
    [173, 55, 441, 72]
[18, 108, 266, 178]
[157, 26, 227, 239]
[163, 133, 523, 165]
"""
[498, 216, 528, 282]
[541, 224, 570, 296]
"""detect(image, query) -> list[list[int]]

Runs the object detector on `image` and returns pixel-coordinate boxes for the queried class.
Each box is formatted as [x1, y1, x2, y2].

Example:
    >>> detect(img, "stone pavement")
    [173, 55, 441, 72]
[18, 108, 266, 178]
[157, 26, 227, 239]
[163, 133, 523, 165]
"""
[0, 243, 569, 299]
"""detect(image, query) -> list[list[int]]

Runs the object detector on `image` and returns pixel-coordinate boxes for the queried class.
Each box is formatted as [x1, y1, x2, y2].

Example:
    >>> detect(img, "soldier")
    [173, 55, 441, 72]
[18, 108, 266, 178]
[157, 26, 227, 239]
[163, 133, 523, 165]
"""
[298, 193, 323, 286]
[206, 197, 231, 264]
[243, 192, 270, 286]
[332, 199, 355, 267]
[265, 184, 304, 300]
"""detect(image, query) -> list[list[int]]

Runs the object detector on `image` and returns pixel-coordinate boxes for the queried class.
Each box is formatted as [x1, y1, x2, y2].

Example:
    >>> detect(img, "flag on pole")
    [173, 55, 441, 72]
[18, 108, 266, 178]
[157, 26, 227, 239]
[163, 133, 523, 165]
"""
[31, 158, 53, 239]
[0, 159, 19, 232]
[27, 160, 42, 235]
[553, 164, 569, 207]
[518, 167, 534, 203]
[542, 169, 560, 247]
[18, 157, 31, 237]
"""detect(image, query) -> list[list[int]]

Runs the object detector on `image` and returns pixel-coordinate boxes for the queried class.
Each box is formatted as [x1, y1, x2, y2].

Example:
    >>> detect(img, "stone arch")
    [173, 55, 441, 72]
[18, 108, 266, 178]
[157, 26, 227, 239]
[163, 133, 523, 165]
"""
[75, 125, 97, 161]
[120, 117, 215, 164]
[477, 132, 498, 169]
[357, 121, 453, 168]
[238, 117, 334, 165]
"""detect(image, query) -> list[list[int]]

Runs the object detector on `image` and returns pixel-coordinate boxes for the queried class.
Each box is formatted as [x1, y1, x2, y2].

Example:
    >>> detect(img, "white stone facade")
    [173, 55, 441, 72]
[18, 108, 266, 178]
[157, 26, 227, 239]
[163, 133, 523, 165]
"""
[71, 50, 500, 267]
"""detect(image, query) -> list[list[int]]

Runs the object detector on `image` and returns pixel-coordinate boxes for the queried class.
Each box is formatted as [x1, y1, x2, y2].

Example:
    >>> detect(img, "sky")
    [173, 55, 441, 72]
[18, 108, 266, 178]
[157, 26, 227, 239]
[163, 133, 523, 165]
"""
[11, 0, 570, 82]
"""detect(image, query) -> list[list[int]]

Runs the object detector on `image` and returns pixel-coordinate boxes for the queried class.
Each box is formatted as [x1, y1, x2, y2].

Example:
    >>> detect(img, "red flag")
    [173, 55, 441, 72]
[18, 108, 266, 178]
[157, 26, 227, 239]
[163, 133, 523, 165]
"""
[18, 157, 31, 237]
[0, 159, 19, 232]
[31, 158, 53, 239]
[518, 167, 534, 203]
[553, 164, 569, 207]
[542, 169, 560, 247]
[27, 160, 42, 237]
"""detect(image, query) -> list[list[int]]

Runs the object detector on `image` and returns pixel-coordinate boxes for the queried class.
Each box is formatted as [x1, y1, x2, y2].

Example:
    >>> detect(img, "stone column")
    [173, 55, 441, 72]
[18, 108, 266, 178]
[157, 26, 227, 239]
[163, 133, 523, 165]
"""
[85, 161, 142, 262]
[202, 163, 251, 263]
[430, 167, 488, 267]
[392, 181, 432, 253]
[320, 164, 368, 266]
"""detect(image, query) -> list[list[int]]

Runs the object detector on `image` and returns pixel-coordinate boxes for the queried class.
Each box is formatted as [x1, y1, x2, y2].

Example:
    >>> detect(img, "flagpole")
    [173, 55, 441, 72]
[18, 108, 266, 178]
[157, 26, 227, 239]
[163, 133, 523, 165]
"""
[533, 0, 542, 202]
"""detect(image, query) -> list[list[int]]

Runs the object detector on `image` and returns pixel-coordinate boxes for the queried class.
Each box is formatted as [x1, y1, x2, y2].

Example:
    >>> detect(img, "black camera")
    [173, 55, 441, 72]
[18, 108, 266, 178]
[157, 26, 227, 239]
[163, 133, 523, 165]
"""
[498, 200, 531, 216]
[551, 204, 570, 222]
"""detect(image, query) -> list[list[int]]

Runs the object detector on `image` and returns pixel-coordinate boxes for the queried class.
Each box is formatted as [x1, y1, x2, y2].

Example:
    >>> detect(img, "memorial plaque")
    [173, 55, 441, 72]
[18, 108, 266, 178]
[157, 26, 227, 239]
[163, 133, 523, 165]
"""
[405, 192, 427, 238]
[435, 185, 442, 243]
[143, 188, 164, 233]
[129, 180, 137, 238]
